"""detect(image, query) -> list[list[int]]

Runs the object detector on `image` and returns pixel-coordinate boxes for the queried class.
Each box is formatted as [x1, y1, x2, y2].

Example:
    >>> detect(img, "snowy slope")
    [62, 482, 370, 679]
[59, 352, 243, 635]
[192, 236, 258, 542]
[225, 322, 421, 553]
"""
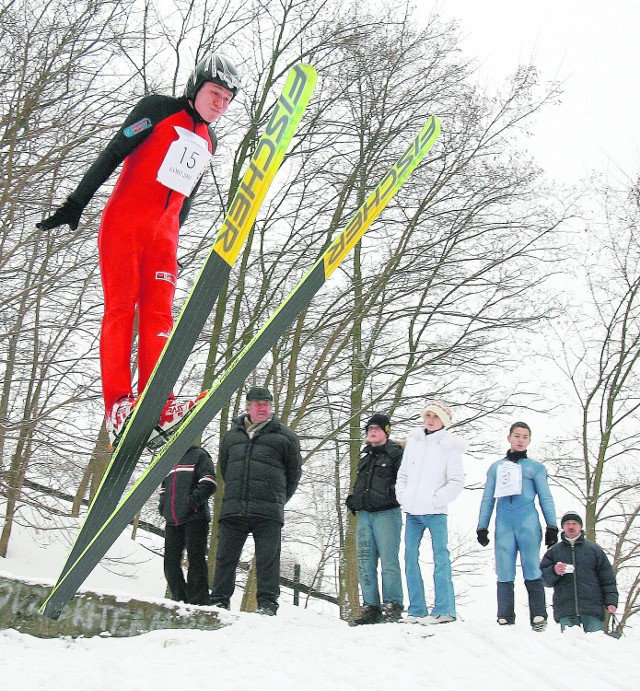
[1, 500, 637, 691]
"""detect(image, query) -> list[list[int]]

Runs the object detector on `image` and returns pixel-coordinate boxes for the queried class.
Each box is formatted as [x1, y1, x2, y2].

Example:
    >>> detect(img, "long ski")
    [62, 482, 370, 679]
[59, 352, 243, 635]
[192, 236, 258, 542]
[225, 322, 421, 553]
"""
[41, 115, 441, 619]
[41, 64, 316, 616]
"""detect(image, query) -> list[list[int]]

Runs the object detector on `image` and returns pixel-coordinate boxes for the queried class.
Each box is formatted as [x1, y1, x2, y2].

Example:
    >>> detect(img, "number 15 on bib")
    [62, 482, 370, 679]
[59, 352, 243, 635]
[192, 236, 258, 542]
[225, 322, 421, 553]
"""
[157, 126, 213, 196]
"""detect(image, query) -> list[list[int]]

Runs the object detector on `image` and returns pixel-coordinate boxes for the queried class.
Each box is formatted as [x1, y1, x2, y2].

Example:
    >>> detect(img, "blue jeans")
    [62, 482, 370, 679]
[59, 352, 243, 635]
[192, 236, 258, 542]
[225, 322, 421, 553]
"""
[559, 615, 604, 633]
[356, 507, 403, 607]
[404, 513, 455, 617]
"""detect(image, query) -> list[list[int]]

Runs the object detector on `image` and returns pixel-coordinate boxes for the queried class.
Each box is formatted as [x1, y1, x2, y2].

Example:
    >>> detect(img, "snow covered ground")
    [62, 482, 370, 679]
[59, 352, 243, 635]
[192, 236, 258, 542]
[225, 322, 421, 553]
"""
[3, 604, 637, 691]
[1, 503, 638, 691]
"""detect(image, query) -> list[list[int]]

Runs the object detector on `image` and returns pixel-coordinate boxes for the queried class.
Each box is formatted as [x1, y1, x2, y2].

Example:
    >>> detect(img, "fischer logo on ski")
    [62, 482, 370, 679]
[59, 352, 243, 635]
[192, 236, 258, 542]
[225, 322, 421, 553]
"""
[324, 117, 439, 275]
[215, 63, 314, 261]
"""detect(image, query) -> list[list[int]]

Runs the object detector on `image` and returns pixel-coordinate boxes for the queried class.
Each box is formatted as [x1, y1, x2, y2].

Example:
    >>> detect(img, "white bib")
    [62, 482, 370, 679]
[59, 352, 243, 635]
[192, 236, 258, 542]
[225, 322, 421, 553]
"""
[494, 461, 522, 498]
[157, 126, 212, 196]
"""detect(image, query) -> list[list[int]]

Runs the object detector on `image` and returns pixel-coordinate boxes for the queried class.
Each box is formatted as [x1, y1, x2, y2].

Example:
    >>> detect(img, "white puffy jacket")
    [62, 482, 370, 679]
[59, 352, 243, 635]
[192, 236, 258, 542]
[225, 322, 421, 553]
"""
[396, 427, 467, 515]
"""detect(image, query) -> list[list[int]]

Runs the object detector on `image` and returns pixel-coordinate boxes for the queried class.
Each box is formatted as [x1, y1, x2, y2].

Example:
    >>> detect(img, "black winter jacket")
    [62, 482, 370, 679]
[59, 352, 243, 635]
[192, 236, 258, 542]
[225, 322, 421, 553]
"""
[347, 440, 403, 513]
[540, 532, 618, 621]
[218, 414, 302, 525]
[159, 446, 217, 526]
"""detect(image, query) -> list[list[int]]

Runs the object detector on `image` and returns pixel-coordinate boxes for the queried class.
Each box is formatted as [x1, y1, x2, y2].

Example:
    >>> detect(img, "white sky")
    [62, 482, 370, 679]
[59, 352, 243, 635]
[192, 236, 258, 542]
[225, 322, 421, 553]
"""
[419, 0, 640, 186]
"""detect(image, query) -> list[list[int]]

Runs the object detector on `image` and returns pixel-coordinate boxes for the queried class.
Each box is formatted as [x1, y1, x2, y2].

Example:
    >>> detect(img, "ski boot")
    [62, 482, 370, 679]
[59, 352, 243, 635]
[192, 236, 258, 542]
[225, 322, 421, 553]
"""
[106, 395, 137, 449]
[146, 393, 206, 452]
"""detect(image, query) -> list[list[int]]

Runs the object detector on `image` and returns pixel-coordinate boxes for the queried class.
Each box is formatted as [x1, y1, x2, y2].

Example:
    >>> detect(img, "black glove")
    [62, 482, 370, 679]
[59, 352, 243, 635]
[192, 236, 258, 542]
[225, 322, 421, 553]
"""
[37, 198, 84, 231]
[476, 529, 490, 547]
[345, 495, 356, 516]
[189, 493, 203, 510]
[545, 525, 559, 547]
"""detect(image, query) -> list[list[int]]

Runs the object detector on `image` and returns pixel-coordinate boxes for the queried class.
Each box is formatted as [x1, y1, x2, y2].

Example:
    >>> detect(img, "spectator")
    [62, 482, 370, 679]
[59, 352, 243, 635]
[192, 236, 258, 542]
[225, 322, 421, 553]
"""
[159, 445, 217, 605]
[209, 386, 302, 615]
[346, 413, 404, 625]
[396, 400, 467, 625]
[476, 421, 557, 631]
[540, 510, 618, 633]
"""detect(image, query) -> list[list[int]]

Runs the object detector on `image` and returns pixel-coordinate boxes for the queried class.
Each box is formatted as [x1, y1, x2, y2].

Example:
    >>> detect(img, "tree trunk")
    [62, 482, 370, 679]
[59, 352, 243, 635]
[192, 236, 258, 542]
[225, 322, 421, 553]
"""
[241, 557, 258, 612]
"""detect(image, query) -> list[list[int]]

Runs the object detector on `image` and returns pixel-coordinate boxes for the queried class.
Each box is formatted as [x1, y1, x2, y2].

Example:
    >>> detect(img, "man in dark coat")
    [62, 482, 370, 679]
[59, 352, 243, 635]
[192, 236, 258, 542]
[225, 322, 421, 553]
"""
[346, 414, 404, 625]
[209, 386, 302, 615]
[540, 510, 618, 632]
[159, 445, 217, 605]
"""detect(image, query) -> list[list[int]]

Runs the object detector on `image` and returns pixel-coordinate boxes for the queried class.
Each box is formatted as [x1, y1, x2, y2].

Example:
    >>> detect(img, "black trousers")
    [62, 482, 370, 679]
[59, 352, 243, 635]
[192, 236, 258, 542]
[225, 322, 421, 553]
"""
[164, 519, 210, 605]
[210, 516, 282, 612]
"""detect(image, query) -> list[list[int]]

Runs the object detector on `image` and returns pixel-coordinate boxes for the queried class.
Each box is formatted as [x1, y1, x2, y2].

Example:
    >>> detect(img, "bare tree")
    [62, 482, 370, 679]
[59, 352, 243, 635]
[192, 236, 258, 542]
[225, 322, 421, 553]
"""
[546, 180, 640, 630]
[0, 0, 151, 555]
[3, 0, 571, 623]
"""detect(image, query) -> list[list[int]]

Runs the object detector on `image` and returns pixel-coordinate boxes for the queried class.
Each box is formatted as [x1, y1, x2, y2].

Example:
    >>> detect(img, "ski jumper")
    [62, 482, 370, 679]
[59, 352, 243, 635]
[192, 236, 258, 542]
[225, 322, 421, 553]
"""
[477, 456, 556, 581]
[66, 95, 216, 413]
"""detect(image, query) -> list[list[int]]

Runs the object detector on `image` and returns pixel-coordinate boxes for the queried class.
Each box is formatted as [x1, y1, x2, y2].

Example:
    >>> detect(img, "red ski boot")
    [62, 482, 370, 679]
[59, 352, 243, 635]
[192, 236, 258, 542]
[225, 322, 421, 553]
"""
[106, 395, 137, 449]
[146, 393, 206, 452]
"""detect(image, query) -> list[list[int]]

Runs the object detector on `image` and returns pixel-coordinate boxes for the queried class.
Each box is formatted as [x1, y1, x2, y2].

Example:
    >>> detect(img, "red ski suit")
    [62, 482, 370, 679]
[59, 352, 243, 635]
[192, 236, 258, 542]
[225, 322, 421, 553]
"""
[68, 95, 216, 413]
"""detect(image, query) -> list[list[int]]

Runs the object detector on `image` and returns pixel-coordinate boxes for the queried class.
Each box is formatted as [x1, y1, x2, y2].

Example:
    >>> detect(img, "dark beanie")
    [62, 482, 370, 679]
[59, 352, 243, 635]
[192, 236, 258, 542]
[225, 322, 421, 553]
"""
[561, 510, 583, 527]
[365, 413, 391, 437]
[246, 386, 273, 401]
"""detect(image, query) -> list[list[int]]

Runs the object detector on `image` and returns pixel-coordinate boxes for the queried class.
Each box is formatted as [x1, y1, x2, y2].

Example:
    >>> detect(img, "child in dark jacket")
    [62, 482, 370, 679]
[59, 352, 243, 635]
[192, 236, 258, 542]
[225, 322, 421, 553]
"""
[159, 445, 217, 605]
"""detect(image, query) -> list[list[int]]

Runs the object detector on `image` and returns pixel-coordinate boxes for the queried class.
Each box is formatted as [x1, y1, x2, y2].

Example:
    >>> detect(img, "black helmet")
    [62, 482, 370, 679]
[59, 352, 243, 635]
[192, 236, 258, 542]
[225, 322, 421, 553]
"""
[184, 53, 240, 101]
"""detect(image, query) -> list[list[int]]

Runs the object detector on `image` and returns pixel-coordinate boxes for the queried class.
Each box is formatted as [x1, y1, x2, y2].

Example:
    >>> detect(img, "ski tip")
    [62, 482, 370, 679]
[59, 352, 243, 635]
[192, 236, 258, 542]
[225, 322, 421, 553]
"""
[298, 63, 318, 78]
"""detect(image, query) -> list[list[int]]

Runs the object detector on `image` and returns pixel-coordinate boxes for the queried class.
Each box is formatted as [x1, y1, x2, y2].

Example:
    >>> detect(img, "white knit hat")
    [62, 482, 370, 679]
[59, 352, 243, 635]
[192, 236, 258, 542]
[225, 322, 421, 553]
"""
[423, 400, 452, 427]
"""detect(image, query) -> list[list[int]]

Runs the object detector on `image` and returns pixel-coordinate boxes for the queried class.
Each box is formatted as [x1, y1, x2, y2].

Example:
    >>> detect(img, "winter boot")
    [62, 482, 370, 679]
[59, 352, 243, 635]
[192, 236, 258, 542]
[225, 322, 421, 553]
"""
[147, 393, 207, 451]
[106, 395, 137, 448]
[525, 578, 547, 630]
[497, 581, 515, 625]
[257, 598, 278, 616]
[350, 605, 382, 626]
[209, 596, 230, 610]
[425, 614, 456, 624]
[382, 601, 403, 622]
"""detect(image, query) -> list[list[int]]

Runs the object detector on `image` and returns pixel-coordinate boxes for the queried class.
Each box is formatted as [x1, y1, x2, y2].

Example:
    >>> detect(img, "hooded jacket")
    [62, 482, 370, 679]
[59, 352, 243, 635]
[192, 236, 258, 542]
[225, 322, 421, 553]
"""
[159, 446, 217, 526]
[395, 427, 467, 515]
[540, 531, 618, 621]
[347, 440, 403, 513]
[218, 414, 302, 525]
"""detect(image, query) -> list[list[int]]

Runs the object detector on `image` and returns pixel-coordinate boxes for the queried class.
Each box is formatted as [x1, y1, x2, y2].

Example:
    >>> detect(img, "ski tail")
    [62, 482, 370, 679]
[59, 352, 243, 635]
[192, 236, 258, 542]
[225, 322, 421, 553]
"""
[40, 64, 317, 618]
[40, 115, 441, 619]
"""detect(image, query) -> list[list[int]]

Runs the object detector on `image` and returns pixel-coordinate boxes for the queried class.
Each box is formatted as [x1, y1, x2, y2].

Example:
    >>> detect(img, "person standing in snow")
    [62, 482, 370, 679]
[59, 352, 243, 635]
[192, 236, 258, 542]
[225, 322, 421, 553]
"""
[346, 413, 404, 625]
[476, 421, 558, 631]
[37, 53, 240, 448]
[540, 510, 618, 633]
[159, 445, 217, 605]
[396, 400, 467, 625]
[209, 386, 302, 615]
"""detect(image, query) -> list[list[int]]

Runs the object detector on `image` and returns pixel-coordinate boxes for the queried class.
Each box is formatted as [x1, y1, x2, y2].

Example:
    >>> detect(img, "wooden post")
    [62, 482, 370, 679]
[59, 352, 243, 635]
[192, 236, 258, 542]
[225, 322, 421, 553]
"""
[293, 564, 301, 606]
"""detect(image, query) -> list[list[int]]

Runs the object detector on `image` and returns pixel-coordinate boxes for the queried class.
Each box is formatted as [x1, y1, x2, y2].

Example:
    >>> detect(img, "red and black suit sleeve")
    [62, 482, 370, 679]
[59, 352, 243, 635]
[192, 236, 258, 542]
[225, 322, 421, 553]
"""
[68, 95, 217, 224]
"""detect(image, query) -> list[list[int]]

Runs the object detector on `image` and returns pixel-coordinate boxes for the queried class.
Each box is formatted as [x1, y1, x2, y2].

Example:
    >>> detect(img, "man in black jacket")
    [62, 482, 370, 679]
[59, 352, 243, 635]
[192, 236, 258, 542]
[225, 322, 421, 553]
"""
[159, 445, 217, 605]
[540, 510, 618, 632]
[209, 386, 302, 615]
[346, 414, 404, 625]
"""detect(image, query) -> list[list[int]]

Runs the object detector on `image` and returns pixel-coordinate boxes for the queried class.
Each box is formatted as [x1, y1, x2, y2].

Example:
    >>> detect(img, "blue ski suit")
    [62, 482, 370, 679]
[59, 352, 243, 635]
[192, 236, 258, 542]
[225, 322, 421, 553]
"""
[477, 456, 557, 581]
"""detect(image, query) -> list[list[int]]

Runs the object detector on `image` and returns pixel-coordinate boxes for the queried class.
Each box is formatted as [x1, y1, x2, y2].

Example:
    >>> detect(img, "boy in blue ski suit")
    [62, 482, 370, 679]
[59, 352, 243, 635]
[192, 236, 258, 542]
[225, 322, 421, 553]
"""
[476, 422, 558, 630]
